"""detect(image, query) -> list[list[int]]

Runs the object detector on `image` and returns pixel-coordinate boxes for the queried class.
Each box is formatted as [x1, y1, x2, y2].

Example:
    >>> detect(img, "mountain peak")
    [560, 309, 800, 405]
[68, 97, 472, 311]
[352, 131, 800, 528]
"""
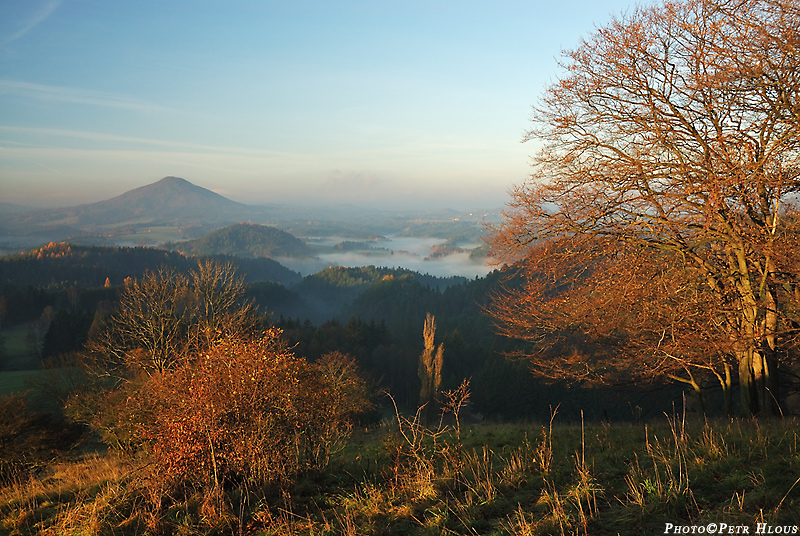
[157, 176, 191, 186]
[110, 177, 243, 210]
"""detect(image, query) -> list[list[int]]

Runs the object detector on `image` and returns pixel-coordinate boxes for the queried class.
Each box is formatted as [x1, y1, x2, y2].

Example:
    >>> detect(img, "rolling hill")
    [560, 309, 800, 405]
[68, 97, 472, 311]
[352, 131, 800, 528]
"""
[163, 223, 313, 259]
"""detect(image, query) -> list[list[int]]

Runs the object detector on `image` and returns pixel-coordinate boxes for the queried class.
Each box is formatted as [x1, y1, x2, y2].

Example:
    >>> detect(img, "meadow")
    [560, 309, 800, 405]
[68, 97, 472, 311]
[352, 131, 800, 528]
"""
[2, 403, 798, 536]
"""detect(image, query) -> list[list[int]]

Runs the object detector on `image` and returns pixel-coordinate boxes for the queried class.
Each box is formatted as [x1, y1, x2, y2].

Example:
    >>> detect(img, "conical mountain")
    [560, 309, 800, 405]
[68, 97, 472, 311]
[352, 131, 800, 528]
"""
[0, 177, 272, 248]
[97, 176, 245, 216]
[5, 177, 261, 230]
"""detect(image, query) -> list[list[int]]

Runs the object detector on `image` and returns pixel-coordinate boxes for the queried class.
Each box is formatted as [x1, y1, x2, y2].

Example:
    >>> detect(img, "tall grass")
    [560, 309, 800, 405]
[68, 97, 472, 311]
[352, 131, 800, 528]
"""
[2, 415, 798, 535]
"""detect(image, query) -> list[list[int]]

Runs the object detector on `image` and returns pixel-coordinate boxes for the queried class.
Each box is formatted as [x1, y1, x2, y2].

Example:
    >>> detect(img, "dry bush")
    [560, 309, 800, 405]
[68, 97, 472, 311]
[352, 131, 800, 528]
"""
[138, 329, 370, 490]
[312, 350, 374, 465]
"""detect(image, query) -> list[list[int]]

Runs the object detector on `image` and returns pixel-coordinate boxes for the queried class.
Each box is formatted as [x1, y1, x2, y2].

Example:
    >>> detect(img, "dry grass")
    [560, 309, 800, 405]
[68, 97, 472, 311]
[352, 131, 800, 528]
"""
[1, 453, 140, 535]
[2, 416, 798, 535]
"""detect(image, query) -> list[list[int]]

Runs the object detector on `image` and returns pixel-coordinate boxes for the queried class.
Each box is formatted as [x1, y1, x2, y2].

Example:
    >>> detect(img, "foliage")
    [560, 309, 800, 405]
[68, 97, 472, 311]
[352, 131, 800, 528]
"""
[138, 330, 370, 489]
[418, 313, 444, 422]
[489, 0, 800, 417]
[489, 235, 743, 413]
[41, 310, 92, 360]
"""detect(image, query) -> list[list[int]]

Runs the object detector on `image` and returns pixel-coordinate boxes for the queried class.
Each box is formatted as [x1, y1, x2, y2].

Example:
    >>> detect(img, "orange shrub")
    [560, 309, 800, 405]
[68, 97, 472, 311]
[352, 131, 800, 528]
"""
[139, 329, 369, 488]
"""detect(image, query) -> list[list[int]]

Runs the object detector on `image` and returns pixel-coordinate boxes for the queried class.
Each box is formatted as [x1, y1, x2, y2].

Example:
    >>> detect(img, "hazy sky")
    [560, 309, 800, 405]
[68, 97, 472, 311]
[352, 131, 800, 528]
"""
[1, 0, 634, 210]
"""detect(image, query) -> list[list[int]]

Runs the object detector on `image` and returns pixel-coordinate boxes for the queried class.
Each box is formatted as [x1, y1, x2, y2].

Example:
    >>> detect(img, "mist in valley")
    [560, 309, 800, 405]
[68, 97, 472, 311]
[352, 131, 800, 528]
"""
[278, 235, 491, 279]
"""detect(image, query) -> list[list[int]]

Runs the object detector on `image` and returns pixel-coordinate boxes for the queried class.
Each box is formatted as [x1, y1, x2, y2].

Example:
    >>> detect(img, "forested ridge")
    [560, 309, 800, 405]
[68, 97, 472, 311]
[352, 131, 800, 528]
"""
[0, 242, 301, 288]
[161, 223, 314, 259]
[0, 242, 683, 421]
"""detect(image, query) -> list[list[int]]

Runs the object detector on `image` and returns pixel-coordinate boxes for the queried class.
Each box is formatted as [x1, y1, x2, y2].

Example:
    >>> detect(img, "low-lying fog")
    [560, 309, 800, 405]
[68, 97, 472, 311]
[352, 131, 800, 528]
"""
[278, 235, 492, 279]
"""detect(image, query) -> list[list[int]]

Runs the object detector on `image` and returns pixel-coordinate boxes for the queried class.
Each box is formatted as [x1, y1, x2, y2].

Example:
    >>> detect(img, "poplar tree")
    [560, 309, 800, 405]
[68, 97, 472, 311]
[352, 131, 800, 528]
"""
[418, 313, 444, 421]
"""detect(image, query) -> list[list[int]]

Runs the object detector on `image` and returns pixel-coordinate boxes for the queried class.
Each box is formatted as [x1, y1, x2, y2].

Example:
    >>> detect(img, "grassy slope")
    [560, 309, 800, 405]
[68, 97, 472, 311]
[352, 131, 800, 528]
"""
[0, 324, 37, 371]
[2, 416, 798, 535]
[0, 370, 41, 398]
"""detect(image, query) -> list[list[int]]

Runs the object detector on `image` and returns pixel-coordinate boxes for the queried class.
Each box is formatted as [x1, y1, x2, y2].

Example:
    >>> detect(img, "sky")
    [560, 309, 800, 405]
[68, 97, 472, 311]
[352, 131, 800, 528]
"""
[1, 0, 635, 210]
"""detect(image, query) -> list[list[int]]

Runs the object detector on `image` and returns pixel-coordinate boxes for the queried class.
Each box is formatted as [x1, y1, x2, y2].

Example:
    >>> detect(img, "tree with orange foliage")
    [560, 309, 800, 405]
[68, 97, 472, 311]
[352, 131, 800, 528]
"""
[142, 330, 359, 487]
[489, 235, 740, 414]
[489, 0, 800, 416]
[94, 330, 371, 493]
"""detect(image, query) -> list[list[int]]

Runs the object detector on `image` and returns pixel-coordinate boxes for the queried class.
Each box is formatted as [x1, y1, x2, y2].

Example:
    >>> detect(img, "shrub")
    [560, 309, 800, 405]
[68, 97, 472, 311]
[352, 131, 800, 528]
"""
[138, 329, 369, 489]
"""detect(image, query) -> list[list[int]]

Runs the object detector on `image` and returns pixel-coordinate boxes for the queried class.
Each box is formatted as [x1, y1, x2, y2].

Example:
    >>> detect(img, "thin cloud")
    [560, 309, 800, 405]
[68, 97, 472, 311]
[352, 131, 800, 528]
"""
[0, 143, 311, 179]
[4, 0, 62, 44]
[0, 79, 175, 113]
[0, 126, 291, 157]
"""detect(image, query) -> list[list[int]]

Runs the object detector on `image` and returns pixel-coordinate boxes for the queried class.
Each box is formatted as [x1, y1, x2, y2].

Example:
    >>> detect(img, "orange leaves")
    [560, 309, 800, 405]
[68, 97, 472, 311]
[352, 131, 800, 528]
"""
[129, 331, 370, 490]
[488, 235, 731, 386]
[491, 0, 800, 415]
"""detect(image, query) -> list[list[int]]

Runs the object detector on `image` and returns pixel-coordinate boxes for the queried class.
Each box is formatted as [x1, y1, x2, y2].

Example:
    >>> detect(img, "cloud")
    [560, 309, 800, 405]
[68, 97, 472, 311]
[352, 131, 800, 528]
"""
[0, 79, 175, 113]
[3, 0, 62, 45]
[0, 126, 294, 158]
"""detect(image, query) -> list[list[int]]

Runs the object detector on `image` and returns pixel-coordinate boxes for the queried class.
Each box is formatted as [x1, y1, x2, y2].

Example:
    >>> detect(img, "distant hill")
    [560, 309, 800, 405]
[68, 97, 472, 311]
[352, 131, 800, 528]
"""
[0, 177, 269, 248]
[163, 223, 313, 259]
[0, 176, 502, 254]
[11, 176, 256, 227]
[0, 202, 37, 215]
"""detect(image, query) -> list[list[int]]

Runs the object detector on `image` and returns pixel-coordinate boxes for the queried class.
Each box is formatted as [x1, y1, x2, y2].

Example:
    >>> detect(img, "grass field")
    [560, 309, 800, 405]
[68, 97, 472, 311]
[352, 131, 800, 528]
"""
[0, 370, 41, 398]
[0, 324, 38, 372]
[2, 410, 798, 535]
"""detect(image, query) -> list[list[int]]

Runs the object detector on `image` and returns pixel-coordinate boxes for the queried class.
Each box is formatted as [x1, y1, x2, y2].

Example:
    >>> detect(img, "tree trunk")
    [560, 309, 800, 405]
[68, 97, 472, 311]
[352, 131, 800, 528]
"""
[714, 363, 733, 417]
[723, 363, 733, 418]
[754, 349, 780, 417]
[690, 377, 705, 418]
[761, 286, 780, 416]
[738, 348, 758, 417]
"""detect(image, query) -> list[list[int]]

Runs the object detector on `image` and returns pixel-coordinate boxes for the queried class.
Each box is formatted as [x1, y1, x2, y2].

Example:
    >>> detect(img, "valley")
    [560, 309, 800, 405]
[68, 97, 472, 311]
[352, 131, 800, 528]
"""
[0, 177, 498, 278]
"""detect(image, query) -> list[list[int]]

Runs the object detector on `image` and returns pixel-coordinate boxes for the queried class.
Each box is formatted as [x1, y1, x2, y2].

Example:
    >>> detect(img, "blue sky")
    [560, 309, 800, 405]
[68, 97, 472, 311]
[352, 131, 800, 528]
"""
[1, 0, 635, 210]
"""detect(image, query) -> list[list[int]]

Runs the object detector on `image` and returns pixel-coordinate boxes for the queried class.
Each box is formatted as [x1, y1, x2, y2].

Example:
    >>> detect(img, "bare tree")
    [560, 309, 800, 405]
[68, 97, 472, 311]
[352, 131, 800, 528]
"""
[490, 0, 800, 416]
[187, 259, 258, 353]
[89, 260, 258, 375]
[90, 267, 190, 374]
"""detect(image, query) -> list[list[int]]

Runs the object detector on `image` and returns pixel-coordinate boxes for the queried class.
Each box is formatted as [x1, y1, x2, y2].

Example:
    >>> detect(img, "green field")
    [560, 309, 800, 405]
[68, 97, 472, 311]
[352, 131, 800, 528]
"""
[0, 324, 38, 371]
[0, 369, 40, 397]
[108, 225, 185, 246]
